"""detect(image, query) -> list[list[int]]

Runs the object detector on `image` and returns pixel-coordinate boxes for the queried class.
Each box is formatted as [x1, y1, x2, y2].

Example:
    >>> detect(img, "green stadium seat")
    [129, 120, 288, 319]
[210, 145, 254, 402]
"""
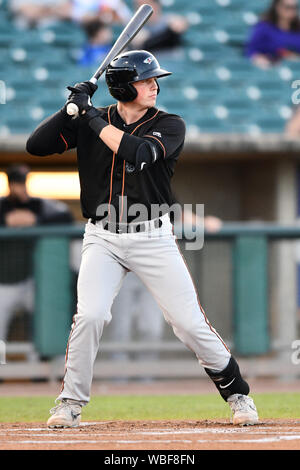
[0, 0, 294, 134]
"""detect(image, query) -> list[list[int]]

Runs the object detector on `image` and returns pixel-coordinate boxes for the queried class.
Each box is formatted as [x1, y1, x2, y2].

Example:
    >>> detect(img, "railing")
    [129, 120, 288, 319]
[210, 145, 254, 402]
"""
[0, 222, 299, 360]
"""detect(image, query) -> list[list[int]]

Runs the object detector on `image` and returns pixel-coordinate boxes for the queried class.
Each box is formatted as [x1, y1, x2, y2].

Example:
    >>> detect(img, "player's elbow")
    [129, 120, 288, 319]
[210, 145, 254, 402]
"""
[135, 140, 160, 172]
[26, 136, 50, 156]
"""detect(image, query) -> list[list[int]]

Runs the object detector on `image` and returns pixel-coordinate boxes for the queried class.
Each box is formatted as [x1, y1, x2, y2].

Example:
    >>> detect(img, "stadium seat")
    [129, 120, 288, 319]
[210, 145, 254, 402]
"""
[0, 0, 296, 134]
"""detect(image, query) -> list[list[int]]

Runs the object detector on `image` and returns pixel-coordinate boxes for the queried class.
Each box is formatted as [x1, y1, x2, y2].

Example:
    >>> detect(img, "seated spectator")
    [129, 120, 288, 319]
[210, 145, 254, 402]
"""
[131, 0, 188, 56]
[9, 0, 131, 29]
[285, 104, 300, 136]
[77, 19, 113, 66]
[57, 0, 132, 25]
[9, 0, 68, 29]
[0, 164, 74, 341]
[246, 0, 300, 69]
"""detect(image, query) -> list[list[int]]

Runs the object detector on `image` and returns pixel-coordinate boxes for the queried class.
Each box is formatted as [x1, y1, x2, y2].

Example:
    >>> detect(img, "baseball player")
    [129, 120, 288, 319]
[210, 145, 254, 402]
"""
[26, 50, 258, 428]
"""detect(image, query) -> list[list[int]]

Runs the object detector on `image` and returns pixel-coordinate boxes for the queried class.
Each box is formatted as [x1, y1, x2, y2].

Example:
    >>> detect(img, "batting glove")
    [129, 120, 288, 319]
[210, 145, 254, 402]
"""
[63, 81, 98, 116]
[80, 107, 109, 135]
[64, 89, 92, 116]
[69, 81, 98, 97]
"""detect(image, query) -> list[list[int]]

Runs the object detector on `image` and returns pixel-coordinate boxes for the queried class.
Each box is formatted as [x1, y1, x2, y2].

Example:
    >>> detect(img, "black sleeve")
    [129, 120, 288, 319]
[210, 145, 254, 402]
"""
[26, 109, 79, 156]
[117, 115, 186, 166]
[39, 199, 74, 225]
[143, 115, 186, 159]
[117, 132, 164, 167]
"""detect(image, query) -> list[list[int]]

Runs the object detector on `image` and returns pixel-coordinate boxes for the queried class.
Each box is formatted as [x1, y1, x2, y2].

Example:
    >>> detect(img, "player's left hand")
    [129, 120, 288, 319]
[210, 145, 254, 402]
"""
[65, 88, 92, 116]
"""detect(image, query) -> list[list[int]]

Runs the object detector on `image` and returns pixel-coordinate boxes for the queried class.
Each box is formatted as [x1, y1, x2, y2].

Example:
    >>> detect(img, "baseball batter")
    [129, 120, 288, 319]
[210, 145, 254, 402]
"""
[26, 50, 258, 427]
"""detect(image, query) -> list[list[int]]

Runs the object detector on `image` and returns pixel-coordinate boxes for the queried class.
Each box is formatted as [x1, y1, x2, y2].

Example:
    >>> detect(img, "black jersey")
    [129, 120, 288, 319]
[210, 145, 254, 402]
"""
[26, 105, 186, 223]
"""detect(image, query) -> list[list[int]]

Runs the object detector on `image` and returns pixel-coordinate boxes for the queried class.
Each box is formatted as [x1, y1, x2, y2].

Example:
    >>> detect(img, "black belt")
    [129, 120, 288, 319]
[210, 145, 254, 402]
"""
[90, 217, 163, 234]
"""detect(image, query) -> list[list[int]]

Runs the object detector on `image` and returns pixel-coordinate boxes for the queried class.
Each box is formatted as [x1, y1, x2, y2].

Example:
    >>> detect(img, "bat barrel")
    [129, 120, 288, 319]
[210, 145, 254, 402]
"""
[67, 4, 153, 116]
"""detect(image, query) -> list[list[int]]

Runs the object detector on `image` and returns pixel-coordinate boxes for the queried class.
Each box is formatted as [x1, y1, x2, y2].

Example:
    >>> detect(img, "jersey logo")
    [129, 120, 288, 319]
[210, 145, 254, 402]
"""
[143, 56, 153, 64]
[153, 131, 161, 138]
[125, 162, 136, 174]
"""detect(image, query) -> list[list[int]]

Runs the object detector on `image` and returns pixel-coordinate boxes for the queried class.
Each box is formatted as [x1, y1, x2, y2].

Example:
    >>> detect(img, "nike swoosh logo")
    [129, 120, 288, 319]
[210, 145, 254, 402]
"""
[219, 378, 235, 389]
[141, 163, 146, 170]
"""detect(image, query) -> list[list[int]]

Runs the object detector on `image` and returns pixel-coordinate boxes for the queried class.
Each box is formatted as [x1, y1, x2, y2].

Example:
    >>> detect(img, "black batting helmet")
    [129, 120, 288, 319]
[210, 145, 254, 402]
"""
[105, 50, 172, 102]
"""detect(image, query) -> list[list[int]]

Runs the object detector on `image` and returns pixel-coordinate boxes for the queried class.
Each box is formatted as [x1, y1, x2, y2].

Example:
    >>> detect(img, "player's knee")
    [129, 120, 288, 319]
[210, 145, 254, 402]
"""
[78, 305, 112, 327]
[205, 356, 250, 401]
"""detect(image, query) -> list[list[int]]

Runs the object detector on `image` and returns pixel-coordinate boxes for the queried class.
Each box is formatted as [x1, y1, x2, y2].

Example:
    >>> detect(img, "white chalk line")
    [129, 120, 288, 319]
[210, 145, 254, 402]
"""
[2, 435, 300, 446]
[209, 435, 300, 443]
[1, 426, 300, 436]
[2, 439, 193, 445]
[2, 430, 300, 439]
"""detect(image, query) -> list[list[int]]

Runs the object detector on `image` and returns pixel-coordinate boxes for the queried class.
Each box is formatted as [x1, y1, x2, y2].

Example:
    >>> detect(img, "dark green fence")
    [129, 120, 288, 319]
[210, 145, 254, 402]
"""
[0, 223, 299, 357]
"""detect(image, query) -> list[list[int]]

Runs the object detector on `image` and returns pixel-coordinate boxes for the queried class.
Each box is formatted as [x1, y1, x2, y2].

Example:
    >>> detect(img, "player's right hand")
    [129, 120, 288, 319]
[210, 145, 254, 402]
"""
[69, 81, 98, 97]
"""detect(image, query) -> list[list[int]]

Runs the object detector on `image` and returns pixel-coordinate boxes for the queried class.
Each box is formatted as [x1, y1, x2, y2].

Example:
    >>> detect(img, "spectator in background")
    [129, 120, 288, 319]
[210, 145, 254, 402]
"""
[57, 0, 132, 25]
[9, 0, 131, 29]
[285, 104, 300, 135]
[0, 164, 73, 341]
[9, 0, 68, 28]
[78, 19, 113, 66]
[246, 0, 300, 69]
[131, 0, 188, 58]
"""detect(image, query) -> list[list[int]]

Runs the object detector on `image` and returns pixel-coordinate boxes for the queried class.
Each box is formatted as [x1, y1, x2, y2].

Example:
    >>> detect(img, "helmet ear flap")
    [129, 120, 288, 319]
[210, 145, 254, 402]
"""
[156, 79, 160, 95]
[127, 83, 138, 101]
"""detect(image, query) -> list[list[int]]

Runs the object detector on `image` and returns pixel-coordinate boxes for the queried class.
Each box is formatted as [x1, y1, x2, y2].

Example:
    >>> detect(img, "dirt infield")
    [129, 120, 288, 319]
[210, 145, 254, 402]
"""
[0, 419, 299, 450]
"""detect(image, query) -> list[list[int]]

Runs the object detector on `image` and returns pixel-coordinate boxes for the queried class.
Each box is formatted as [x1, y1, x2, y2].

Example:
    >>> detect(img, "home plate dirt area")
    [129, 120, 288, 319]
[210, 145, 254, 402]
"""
[0, 420, 299, 450]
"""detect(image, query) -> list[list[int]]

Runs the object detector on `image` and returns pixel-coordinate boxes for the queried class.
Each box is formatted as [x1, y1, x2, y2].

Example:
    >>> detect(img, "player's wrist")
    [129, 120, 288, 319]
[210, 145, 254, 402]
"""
[82, 107, 109, 135]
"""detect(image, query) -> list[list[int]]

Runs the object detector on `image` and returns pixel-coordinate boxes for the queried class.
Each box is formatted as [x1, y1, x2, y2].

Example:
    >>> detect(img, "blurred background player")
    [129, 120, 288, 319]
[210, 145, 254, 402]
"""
[246, 0, 300, 69]
[0, 164, 73, 342]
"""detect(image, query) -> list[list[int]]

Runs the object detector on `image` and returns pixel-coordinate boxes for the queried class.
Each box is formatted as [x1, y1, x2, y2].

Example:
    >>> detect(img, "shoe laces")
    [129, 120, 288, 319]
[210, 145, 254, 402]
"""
[228, 394, 256, 413]
[50, 399, 81, 415]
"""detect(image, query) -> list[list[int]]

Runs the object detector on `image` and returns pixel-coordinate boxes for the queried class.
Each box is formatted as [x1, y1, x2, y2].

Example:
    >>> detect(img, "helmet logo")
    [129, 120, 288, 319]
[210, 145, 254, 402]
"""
[143, 56, 153, 64]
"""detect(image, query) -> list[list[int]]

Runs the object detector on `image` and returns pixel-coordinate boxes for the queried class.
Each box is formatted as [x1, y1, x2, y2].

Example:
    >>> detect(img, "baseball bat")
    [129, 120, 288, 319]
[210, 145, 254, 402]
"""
[67, 3, 153, 116]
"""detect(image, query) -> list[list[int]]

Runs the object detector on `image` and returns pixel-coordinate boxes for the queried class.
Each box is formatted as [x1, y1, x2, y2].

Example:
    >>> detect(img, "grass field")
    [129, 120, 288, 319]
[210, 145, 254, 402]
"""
[0, 393, 299, 422]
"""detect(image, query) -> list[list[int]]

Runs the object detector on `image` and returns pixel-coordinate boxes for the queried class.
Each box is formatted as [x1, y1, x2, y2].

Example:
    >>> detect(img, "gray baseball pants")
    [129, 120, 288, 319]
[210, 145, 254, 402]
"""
[58, 214, 231, 404]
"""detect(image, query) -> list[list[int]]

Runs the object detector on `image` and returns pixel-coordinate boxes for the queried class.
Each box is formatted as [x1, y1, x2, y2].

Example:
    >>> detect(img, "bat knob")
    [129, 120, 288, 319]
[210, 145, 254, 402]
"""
[66, 103, 79, 116]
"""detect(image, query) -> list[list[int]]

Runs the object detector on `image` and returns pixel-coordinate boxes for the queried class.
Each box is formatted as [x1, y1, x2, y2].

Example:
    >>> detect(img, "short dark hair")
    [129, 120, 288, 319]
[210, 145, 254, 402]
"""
[262, 0, 300, 31]
[6, 164, 29, 183]
[83, 19, 107, 40]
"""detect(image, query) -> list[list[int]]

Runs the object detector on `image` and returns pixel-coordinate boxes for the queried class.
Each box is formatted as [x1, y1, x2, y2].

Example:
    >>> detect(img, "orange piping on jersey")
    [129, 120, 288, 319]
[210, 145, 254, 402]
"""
[118, 109, 160, 223]
[144, 134, 166, 158]
[60, 133, 68, 151]
[107, 105, 115, 221]
[131, 109, 159, 135]
[119, 161, 126, 222]
[107, 108, 160, 223]
[175, 239, 231, 354]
